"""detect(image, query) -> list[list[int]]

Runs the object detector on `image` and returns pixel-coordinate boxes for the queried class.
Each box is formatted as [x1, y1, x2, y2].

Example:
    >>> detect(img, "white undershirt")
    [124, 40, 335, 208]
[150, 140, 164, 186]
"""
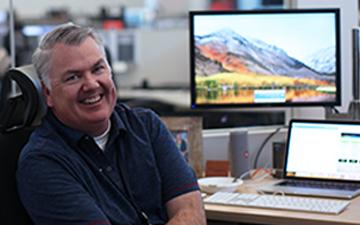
[93, 120, 111, 151]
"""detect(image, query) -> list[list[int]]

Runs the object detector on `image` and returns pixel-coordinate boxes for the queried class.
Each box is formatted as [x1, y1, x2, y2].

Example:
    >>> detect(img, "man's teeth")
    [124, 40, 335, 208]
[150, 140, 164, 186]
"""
[83, 95, 101, 104]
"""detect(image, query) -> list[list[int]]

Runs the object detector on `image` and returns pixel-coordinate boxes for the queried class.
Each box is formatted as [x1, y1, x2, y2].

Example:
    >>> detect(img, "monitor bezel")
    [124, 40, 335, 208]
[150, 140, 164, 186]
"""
[189, 8, 341, 109]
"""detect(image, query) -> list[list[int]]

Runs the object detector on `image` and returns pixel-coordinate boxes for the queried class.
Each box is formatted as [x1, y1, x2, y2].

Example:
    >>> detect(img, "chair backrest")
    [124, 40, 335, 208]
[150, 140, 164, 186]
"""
[0, 64, 46, 225]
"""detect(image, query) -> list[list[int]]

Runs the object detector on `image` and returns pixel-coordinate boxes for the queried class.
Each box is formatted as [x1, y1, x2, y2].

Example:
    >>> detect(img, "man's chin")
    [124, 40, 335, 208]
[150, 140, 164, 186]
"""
[86, 116, 110, 124]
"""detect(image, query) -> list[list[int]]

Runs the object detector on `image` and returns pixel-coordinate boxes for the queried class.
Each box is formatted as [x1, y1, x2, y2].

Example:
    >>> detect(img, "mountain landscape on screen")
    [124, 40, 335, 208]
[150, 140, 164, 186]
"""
[304, 46, 335, 74]
[195, 28, 334, 79]
[194, 28, 336, 104]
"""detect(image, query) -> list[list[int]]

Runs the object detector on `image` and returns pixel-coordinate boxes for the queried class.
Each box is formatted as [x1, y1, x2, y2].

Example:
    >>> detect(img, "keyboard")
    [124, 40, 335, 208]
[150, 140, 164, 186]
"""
[204, 192, 350, 214]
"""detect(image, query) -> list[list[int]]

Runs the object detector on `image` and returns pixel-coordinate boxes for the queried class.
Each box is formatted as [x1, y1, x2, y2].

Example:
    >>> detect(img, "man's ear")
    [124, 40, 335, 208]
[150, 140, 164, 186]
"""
[41, 80, 53, 107]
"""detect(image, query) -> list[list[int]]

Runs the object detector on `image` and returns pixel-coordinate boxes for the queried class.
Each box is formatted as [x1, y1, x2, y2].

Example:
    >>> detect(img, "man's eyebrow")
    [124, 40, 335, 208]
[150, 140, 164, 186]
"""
[92, 59, 106, 68]
[63, 69, 80, 76]
[63, 59, 106, 75]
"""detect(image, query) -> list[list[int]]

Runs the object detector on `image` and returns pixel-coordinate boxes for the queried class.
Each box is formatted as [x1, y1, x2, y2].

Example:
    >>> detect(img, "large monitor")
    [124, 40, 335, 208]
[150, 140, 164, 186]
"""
[189, 9, 341, 108]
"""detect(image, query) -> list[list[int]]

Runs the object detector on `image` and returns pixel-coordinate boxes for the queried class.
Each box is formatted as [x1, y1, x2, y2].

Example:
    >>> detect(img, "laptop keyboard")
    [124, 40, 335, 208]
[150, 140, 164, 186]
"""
[280, 180, 360, 191]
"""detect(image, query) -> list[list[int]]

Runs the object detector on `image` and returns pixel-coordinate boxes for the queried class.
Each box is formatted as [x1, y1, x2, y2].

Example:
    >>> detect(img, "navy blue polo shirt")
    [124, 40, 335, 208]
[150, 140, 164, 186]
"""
[17, 104, 199, 225]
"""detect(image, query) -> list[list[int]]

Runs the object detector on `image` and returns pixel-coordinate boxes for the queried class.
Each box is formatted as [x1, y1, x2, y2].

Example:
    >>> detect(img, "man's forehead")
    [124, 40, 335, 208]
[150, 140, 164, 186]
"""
[51, 39, 104, 68]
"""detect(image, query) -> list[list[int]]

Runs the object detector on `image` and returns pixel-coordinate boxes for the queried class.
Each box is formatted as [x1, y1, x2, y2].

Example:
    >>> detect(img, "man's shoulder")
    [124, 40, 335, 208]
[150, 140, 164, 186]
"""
[20, 122, 67, 159]
[113, 103, 165, 137]
[115, 102, 155, 115]
[114, 103, 160, 122]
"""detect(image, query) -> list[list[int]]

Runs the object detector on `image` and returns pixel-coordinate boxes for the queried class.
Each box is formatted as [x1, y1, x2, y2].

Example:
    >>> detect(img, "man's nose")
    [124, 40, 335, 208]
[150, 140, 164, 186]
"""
[82, 73, 100, 90]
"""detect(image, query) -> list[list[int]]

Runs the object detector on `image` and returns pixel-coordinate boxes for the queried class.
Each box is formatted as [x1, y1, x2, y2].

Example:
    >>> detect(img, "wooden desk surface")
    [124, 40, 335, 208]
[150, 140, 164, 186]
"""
[204, 178, 360, 225]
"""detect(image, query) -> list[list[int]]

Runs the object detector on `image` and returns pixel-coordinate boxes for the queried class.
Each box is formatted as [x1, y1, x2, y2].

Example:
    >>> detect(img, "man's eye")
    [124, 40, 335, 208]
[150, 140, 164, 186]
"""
[93, 65, 105, 74]
[65, 74, 80, 82]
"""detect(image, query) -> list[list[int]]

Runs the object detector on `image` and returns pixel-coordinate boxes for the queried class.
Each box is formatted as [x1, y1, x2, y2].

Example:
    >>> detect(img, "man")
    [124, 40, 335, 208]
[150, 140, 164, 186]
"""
[17, 23, 206, 225]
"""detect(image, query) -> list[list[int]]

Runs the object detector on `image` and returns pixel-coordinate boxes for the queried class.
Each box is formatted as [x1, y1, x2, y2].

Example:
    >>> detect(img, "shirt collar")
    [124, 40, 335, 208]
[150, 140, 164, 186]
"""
[107, 105, 128, 146]
[110, 105, 127, 134]
[44, 110, 84, 146]
[44, 107, 128, 147]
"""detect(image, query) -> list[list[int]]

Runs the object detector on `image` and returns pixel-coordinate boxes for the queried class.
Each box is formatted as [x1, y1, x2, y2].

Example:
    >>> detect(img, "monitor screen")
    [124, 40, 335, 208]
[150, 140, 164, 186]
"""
[189, 9, 341, 108]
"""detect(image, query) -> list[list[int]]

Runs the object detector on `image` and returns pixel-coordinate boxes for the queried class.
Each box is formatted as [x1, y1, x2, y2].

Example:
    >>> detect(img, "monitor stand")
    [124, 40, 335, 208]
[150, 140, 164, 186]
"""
[325, 101, 360, 121]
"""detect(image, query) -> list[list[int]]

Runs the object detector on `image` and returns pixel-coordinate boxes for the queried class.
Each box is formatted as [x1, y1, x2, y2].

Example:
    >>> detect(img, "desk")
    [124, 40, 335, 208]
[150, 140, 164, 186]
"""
[204, 178, 360, 225]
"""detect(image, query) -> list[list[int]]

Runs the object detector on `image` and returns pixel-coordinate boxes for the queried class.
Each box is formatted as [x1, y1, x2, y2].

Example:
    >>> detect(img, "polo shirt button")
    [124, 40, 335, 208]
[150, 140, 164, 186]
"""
[99, 168, 103, 173]
[106, 166, 112, 172]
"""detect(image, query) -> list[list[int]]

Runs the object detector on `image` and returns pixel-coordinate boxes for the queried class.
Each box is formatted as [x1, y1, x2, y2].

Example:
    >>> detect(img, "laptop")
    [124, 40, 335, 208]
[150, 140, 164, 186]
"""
[258, 119, 360, 199]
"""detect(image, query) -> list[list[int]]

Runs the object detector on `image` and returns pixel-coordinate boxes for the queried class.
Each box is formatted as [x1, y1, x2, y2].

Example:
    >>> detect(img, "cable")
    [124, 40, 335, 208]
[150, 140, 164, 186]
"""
[329, 106, 340, 114]
[233, 164, 272, 183]
[333, 107, 340, 114]
[233, 169, 252, 182]
[253, 126, 287, 169]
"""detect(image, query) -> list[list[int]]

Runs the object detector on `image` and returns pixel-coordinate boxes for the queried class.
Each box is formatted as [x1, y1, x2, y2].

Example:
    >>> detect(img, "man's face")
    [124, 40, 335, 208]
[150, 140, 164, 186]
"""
[44, 37, 117, 136]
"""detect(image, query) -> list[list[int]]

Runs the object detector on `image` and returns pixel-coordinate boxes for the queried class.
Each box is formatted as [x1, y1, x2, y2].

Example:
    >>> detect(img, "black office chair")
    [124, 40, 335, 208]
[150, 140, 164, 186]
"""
[0, 65, 46, 225]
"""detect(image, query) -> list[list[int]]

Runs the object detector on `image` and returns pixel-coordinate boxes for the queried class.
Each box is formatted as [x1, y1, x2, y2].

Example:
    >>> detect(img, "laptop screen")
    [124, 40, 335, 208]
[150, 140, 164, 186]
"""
[284, 120, 360, 182]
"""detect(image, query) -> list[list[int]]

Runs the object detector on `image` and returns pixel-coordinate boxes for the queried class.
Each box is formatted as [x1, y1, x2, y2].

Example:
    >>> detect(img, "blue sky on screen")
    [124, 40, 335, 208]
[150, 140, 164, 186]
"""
[194, 13, 336, 61]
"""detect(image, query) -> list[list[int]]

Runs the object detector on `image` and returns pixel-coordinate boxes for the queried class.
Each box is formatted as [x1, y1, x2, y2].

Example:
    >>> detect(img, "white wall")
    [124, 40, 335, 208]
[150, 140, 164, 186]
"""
[203, 127, 288, 169]
[0, 0, 142, 18]
[116, 28, 189, 88]
[0, 0, 207, 18]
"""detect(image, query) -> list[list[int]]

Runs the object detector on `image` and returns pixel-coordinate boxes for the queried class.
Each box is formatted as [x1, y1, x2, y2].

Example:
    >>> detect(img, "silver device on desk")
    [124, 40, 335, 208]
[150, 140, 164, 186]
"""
[258, 119, 360, 199]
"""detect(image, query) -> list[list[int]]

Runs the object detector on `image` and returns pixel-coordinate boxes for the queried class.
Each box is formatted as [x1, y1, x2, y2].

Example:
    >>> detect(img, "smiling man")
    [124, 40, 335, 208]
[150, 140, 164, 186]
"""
[16, 23, 206, 225]
[44, 36, 116, 136]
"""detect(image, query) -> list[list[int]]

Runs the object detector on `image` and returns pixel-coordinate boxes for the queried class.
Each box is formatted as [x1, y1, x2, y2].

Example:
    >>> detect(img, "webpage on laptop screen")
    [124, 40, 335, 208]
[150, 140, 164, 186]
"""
[285, 122, 360, 181]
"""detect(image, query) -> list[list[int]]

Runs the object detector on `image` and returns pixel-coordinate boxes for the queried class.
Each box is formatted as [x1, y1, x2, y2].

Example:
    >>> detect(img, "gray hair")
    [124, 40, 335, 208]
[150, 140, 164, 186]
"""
[32, 22, 106, 89]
